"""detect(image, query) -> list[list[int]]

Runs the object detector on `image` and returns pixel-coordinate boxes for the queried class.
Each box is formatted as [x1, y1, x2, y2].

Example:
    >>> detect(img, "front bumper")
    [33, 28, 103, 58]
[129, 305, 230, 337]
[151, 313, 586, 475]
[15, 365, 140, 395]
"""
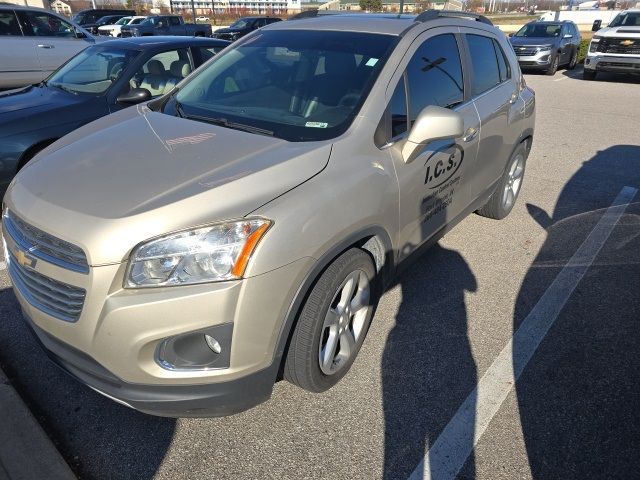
[584, 53, 640, 73]
[515, 51, 554, 70]
[3, 219, 313, 415]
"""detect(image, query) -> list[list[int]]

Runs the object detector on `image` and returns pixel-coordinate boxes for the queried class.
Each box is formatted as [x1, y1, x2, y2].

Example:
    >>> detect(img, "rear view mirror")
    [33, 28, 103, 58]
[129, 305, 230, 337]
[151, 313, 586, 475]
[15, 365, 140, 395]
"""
[401, 106, 464, 164]
[592, 20, 602, 31]
[117, 88, 151, 104]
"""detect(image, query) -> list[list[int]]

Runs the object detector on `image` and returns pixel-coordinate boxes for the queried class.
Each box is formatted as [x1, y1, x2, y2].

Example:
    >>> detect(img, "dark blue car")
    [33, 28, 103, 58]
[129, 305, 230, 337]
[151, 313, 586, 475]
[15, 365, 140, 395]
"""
[0, 36, 229, 189]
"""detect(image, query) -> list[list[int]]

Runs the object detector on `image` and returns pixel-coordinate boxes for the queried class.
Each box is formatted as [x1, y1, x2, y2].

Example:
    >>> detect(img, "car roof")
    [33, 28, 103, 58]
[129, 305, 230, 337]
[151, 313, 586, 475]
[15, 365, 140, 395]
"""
[266, 13, 496, 36]
[96, 36, 229, 49]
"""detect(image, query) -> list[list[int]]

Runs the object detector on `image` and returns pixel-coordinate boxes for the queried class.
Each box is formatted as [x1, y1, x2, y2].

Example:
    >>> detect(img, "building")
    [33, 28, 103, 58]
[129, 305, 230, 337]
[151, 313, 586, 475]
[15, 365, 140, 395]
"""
[170, 0, 301, 14]
[1, 0, 48, 8]
[50, 0, 72, 15]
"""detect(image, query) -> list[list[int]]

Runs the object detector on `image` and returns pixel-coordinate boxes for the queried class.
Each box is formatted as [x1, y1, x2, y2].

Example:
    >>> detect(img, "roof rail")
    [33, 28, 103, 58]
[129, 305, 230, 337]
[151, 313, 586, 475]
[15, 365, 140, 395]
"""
[289, 9, 341, 20]
[415, 9, 493, 26]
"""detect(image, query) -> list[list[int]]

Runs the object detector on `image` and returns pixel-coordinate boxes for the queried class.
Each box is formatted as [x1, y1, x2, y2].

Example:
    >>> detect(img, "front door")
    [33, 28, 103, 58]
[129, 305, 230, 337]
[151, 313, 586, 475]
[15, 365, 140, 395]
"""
[385, 30, 481, 260]
[0, 8, 42, 87]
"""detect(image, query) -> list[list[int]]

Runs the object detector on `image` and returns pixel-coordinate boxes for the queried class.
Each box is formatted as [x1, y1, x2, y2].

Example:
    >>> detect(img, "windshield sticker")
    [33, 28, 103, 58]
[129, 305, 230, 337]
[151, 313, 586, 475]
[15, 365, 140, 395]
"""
[365, 58, 379, 67]
[305, 122, 328, 128]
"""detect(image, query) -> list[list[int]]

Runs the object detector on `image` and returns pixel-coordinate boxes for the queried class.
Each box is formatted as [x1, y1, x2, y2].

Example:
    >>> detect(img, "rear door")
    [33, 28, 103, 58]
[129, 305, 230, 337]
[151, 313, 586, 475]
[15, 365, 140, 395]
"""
[168, 16, 185, 35]
[460, 30, 521, 201]
[18, 10, 92, 76]
[385, 29, 481, 258]
[0, 8, 42, 88]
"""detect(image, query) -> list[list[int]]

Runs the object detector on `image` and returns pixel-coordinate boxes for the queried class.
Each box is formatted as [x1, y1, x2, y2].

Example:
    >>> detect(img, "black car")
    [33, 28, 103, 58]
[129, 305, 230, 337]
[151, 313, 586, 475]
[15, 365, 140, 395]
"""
[212, 16, 281, 41]
[86, 14, 129, 35]
[509, 21, 581, 75]
[70, 8, 135, 27]
[0, 36, 229, 188]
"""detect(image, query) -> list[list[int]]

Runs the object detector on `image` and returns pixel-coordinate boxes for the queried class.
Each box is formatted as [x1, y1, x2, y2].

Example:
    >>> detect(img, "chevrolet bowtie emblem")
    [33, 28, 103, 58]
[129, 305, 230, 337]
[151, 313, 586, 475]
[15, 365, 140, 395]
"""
[13, 247, 36, 269]
[621, 40, 635, 46]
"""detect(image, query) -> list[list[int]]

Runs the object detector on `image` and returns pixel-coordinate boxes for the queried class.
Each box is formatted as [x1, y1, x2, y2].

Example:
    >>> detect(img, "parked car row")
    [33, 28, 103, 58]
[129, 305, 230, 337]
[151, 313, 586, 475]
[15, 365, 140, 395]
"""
[0, 10, 536, 417]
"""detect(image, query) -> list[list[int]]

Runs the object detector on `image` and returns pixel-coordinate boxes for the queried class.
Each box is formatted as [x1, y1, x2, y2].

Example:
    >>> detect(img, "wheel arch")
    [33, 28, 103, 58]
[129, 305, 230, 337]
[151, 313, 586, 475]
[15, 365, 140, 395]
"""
[273, 226, 395, 378]
[17, 138, 57, 172]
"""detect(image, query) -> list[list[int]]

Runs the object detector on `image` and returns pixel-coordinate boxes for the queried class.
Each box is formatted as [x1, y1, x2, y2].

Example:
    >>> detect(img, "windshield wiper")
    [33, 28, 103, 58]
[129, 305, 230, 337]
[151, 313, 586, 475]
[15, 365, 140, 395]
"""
[48, 83, 78, 95]
[175, 105, 274, 137]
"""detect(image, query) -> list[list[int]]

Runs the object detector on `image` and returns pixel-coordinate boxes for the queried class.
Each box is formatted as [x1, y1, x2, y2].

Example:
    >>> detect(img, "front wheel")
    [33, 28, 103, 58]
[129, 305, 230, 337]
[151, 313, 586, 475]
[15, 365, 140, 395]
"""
[477, 143, 527, 220]
[284, 248, 378, 393]
[546, 55, 559, 76]
[568, 50, 578, 70]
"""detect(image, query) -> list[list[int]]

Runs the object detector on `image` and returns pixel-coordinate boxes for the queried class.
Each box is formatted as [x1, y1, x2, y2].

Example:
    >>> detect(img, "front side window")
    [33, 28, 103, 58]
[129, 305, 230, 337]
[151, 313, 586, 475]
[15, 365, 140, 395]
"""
[466, 34, 501, 96]
[0, 10, 21, 36]
[47, 46, 138, 95]
[169, 17, 180, 26]
[406, 33, 464, 124]
[23, 11, 75, 38]
[173, 30, 396, 142]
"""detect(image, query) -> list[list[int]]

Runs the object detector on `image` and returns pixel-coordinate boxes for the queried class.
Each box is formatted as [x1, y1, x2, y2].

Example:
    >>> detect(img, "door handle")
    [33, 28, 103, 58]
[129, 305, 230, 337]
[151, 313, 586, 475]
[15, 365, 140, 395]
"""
[509, 91, 519, 104]
[37, 44, 54, 49]
[463, 127, 479, 143]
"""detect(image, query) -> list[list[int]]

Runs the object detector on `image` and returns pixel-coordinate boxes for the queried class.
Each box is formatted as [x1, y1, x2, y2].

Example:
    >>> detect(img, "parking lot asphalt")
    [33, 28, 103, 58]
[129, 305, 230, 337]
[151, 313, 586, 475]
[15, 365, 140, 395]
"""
[0, 67, 638, 480]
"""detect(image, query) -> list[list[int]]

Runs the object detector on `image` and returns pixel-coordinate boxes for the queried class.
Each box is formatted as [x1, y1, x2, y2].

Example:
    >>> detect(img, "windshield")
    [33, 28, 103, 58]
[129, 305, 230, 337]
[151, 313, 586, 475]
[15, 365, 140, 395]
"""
[140, 17, 158, 26]
[230, 19, 249, 29]
[97, 16, 117, 26]
[609, 12, 640, 27]
[172, 30, 396, 142]
[47, 46, 139, 95]
[514, 23, 561, 38]
[130, 17, 145, 25]
[71, 13, 97, 25]
[115, 17, 132, 25]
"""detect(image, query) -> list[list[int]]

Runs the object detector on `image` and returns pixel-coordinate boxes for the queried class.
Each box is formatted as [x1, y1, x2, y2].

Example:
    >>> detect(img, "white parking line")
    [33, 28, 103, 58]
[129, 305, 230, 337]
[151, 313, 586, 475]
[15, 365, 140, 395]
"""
[553, 76, 569, 82]
[408, 185, 638, 480]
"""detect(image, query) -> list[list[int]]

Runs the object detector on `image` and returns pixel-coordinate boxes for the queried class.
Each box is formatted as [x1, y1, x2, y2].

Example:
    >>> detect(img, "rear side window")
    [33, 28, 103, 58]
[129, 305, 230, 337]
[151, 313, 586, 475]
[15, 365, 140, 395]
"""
[0, 10, 21, 36]
[466, 34, 502, 95]
[406, 33, 464, 123]
[22, 11, 75, 38]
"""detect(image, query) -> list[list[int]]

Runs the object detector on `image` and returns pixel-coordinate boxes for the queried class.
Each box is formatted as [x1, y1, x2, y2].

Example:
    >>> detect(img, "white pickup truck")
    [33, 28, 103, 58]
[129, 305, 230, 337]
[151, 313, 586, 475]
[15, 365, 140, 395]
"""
[584, 9, 640, 80]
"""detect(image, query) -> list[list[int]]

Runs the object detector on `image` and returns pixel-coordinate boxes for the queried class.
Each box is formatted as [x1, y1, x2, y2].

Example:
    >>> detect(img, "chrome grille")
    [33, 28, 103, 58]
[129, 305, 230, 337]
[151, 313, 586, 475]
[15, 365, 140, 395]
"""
[7, 250, 86, 322]
[514, 46, 539, 57]
[598, 38, 640, 55]
[3, 210, 89, 273]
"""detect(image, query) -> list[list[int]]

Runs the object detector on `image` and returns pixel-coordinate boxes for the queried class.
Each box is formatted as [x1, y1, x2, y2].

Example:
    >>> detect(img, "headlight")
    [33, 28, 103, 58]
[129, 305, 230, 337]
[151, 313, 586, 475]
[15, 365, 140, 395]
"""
[589, 36, 601, 53]
[125, 218, 271, 288]
[538, 45, 553, 52]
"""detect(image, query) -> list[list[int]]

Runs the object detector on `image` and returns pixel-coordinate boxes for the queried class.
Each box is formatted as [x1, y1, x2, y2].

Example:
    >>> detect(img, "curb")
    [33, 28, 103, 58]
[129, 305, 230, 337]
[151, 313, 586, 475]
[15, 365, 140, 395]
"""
[0, 367, 75, 480]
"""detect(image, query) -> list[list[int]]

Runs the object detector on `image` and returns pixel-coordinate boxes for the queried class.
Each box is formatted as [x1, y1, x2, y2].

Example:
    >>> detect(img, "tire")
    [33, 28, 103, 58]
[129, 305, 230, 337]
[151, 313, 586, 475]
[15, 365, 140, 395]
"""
[284, 248, 378, 393]
[568, 50, 578, 70]
[477, 143, 527, 220]
[546, 55, 559, 76]
[583, 69, 597, 81]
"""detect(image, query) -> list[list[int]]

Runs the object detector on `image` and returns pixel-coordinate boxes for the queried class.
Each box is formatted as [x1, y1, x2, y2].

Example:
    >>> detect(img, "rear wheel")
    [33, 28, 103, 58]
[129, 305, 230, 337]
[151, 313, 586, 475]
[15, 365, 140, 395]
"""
[583, 69, 597, 81]
[284, 248, 377, 392]
[477, 143, 527, 220]
[568, 50, 578, 70]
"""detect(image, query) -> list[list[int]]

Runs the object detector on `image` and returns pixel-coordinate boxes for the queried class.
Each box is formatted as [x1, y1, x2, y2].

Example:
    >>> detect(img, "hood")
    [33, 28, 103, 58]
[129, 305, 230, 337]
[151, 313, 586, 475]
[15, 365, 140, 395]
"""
[596, 25, 640, 38]
[509, 36, 558, 47]
[0, 85, 97, 137]
[6, 105, 331, 265]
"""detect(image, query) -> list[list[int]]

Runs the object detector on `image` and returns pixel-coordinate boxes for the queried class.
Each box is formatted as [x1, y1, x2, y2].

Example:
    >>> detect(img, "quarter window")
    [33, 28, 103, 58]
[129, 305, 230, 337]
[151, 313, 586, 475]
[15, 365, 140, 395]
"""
[406, 33, 464, 124]
[466, 34, 502, 96]
[493, 39, 510, 83]
[390, 75, 408, 138]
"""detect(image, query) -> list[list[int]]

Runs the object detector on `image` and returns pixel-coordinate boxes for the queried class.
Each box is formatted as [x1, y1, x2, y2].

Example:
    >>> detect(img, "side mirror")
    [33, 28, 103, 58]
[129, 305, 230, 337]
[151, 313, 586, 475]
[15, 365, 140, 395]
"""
[508, 32, 514, 37]
[592, 20, 602, 31]
[75, 28, 87, 39]
[116, 88, 151, 104]
[563, 34, 573, 39]
[401, 106, 464, 164]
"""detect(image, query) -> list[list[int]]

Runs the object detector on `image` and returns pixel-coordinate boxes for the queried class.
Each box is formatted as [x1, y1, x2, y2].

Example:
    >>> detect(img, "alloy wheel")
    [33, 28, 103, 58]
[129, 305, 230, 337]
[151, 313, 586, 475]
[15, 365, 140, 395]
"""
[502, 153, 525, 210]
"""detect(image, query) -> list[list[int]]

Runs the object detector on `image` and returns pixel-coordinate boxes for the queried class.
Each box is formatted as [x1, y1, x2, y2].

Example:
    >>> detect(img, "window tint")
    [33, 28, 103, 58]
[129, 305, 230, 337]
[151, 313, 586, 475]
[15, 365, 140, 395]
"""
[197, 46, 224, 62]
[23, 11, 75, 38]
[492, 39, 510, 83]
[406, 33, 464, 124]
[466, 34, 501, 95]
[390, 76, 408, 137]
[132, 49, 190, 97]
[0, 10, 21, 36]
[169, 16, 180, 26]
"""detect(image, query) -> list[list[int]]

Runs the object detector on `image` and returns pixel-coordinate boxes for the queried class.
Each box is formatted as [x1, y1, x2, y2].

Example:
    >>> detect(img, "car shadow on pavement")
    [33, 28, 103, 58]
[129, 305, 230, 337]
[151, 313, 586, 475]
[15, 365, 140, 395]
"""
[382, 243, 478, 479]
[514, 145, 640, 478]
[0, 289, 175, 480]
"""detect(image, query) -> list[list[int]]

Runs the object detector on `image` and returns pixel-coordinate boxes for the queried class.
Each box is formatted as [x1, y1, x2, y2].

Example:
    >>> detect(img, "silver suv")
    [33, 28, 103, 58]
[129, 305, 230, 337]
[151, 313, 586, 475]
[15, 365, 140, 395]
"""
[3, 11, 535, 417]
